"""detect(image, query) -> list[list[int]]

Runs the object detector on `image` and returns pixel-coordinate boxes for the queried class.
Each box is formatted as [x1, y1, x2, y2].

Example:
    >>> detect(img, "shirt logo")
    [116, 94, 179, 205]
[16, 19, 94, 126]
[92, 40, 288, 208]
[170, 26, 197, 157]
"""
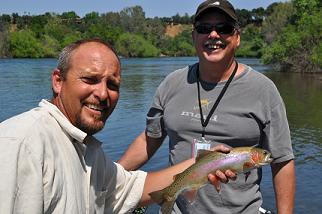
[210, 1, 220, 6]
[181, 99, 218, 122]
[194, 99, 212, 111]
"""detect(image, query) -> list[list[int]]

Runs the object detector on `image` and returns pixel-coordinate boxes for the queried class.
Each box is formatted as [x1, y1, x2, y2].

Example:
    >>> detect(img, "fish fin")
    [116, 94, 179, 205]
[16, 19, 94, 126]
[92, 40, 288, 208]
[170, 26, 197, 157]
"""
[149, 189, 165, 205]
[196, 149, 213, 161]
[244, 171, 251, 182]
[196, 150, 224, 161]
[182, 188, 199, 203]
[150, 189, 176, 214]
[196, 149, 227, 161]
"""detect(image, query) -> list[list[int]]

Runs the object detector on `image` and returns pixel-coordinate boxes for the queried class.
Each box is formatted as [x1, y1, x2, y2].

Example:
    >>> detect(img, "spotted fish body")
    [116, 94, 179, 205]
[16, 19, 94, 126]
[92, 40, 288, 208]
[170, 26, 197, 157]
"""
[149, 147, 272, 214]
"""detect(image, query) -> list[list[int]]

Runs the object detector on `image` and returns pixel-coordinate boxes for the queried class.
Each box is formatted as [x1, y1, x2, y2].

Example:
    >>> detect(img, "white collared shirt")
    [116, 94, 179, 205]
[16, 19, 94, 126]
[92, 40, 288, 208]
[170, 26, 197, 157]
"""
[0, 99, 146, 214]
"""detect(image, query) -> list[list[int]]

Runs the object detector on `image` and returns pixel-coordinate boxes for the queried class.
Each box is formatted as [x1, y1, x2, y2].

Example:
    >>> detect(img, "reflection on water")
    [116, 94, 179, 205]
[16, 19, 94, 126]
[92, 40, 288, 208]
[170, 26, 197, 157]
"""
[1, 57, 322, 213]
[266, 72, 322, 165]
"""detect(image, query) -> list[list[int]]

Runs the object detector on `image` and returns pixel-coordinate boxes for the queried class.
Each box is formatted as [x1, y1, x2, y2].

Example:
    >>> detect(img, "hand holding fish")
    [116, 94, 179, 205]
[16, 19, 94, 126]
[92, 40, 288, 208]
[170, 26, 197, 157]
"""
[208, 144, 237, 191]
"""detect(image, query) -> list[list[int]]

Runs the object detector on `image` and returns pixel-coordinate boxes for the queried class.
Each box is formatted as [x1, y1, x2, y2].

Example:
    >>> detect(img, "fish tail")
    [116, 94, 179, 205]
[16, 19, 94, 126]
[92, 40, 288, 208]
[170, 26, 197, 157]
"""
[160, 199, 176, 214]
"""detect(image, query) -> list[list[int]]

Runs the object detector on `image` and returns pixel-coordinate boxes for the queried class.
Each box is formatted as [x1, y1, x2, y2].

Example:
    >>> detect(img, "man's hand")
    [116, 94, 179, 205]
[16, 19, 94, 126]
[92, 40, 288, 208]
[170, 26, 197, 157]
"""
[207, 145, 237, 192]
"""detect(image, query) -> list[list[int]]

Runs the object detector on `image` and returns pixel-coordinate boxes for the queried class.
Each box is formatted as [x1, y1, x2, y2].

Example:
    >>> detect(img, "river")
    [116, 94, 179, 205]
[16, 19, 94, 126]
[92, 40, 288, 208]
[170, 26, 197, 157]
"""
[0, 57, 321, 213]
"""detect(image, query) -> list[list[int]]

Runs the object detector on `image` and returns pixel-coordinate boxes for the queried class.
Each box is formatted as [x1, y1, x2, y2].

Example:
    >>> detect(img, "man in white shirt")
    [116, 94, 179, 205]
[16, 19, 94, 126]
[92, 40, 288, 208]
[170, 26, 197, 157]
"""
[0, 38, 233, 214]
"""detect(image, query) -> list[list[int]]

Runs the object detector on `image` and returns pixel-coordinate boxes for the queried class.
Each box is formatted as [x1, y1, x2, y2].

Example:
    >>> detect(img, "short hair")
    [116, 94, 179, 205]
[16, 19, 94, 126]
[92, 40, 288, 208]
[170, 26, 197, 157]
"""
[56, 38, 120, 79]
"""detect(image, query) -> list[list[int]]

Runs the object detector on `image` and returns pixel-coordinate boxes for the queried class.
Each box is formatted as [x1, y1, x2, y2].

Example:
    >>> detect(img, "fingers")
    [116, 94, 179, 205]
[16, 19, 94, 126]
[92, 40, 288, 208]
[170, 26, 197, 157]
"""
[209, 170, 237, 184]
[210, 144, 231, 153]
[216, 170, 228, 183]
[225, 170, 237, 181]
[208, 170, 237, 192]
[207, 173, 221, 192]
[220, 170, 237, 181]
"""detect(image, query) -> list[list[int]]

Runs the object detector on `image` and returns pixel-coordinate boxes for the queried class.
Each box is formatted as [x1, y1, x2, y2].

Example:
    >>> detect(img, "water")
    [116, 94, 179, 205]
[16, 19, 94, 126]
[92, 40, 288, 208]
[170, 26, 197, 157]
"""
[1, 57, 322, 213]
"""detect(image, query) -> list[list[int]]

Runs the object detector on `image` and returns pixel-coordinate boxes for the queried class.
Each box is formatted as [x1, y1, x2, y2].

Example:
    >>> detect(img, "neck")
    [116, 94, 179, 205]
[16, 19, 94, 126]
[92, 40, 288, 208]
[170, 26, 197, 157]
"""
[198, 59, 237, 83]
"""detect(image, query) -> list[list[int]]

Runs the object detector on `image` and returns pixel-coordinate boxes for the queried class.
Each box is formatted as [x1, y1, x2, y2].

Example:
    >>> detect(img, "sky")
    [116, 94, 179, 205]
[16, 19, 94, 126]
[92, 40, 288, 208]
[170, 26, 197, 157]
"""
[1, 0, 289, 18]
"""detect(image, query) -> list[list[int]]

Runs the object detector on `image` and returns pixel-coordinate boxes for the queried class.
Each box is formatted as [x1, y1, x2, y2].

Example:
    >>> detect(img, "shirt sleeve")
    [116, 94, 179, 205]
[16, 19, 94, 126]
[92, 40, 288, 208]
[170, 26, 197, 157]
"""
[263, 101, 294, 163]
[105, 160, 147, 214]
[146, 107, 164, 138]
[0, 137, 43, 213]
[146, 79, 168, 139]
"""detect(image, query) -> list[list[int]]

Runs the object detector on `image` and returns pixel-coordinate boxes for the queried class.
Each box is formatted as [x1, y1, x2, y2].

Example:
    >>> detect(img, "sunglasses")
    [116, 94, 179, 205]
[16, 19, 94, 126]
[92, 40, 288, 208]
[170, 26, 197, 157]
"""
[194, 22, 236, 35]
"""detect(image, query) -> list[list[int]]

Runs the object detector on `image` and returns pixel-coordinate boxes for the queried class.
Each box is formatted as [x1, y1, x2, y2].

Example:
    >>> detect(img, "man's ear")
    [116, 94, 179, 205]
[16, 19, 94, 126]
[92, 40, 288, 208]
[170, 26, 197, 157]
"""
[236, 30, 241, 47]
[192, 30, 196, 45]
[51, 69, 63, 94]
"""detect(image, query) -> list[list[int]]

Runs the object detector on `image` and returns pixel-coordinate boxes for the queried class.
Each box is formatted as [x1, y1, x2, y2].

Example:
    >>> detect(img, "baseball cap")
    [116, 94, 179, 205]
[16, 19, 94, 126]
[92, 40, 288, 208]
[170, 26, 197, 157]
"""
[193, 0, 238, 23]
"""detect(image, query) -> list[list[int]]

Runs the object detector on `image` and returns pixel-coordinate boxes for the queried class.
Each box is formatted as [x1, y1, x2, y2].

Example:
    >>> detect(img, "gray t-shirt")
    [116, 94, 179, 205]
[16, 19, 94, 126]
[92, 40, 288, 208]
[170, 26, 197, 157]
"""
[146, 63, 294, 214]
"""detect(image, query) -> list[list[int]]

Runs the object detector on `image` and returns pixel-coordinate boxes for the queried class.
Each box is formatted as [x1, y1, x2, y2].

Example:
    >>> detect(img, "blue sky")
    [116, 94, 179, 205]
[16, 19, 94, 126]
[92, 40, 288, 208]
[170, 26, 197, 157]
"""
[1, 0, 288, 18]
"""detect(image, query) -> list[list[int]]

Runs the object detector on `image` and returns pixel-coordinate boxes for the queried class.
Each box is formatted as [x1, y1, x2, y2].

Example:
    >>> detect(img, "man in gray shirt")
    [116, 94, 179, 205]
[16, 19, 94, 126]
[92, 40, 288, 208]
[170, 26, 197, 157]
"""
[119, 0, 295, 213]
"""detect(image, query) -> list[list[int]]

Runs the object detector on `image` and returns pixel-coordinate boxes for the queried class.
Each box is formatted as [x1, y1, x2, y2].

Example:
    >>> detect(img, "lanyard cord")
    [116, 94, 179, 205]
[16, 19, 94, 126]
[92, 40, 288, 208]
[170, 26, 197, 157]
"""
[196, 60, 238, 137]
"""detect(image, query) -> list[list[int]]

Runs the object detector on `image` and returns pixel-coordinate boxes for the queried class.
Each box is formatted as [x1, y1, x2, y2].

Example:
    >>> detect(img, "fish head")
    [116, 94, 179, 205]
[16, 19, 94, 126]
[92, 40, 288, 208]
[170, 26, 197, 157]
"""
[250, 148, 273, 167]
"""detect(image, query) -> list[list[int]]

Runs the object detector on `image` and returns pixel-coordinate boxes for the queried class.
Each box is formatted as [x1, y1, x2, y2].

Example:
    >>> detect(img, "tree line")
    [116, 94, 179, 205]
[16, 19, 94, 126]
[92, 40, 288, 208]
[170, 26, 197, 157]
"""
[0, 0, 321, 72]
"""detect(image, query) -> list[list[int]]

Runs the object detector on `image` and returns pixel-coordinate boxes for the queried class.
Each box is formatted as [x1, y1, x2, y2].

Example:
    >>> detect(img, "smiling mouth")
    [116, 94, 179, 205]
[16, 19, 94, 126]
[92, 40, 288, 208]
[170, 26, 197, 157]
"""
[204, 40, 226, 51]
[85, 103, 106, 112]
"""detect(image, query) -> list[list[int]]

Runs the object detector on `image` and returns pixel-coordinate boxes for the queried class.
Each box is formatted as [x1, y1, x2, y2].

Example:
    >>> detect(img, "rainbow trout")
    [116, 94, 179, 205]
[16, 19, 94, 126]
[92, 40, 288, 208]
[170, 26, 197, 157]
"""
[149, 147, 272, 214]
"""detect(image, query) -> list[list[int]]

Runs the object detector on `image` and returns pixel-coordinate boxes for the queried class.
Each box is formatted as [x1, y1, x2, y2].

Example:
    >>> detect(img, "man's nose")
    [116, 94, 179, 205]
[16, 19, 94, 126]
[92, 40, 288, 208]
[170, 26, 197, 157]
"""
[94, 82, 108, 100]
[209, 29, 220, 38]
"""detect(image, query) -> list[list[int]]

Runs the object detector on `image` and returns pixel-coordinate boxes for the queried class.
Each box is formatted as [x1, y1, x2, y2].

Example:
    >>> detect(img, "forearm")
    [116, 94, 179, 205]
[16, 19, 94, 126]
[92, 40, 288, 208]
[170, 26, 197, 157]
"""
[118, 132, 149, 170]
[118, 131, 164, 170]
[272, 160, 295, 214]
[139, 158, 195, 206]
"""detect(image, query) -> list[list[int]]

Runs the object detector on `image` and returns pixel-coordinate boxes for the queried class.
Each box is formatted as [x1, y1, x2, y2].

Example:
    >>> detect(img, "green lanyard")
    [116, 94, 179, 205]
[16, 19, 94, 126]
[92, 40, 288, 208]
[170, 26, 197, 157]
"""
[196, 61, 238, 137]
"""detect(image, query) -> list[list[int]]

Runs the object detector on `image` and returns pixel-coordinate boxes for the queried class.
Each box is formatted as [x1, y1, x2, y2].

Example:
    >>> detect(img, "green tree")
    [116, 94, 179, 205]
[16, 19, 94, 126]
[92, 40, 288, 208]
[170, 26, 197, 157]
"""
[83, 12, 100, 25]
[261, 2, 294, 44]
[0, 14, 11, 24]
[61, 32, 83, 48]
[29, 14, 53, 37]
[293, 0, 320, 17]
[266, 2, 281, 16]
[9, 29, 44, 58]
[101, 12, 121, 28]
[236, 9, 252, 27]
[144, 17, 165, 47]
[261, 0, 322, 72]
[119, 6, 146, 34]
[84, 23, 122, 46]
[44, 17, 76, 44]
[0, 20, 10, 57]
[237, 24, 264, 58]
[115, 32, 159, 57]
[311, 42, 322, 68]
[160, 29, 194, 56]
[41, 35, 60, 57]
[11, 13, 19, 25]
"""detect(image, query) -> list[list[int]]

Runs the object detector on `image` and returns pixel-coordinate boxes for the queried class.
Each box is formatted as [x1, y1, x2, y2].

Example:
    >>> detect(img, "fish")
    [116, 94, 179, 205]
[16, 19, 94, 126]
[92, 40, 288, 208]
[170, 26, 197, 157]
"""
[149, 147, 273, 214]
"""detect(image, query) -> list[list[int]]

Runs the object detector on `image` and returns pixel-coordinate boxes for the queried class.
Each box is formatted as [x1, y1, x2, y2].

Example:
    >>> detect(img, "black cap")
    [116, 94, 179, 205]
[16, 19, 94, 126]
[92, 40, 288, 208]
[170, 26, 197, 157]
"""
[193, 0, 238, 23]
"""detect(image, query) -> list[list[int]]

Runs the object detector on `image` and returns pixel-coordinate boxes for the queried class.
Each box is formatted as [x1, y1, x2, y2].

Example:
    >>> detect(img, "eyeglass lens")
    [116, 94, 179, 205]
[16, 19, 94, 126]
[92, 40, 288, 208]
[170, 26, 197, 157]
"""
[195, 23, 235, 35]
